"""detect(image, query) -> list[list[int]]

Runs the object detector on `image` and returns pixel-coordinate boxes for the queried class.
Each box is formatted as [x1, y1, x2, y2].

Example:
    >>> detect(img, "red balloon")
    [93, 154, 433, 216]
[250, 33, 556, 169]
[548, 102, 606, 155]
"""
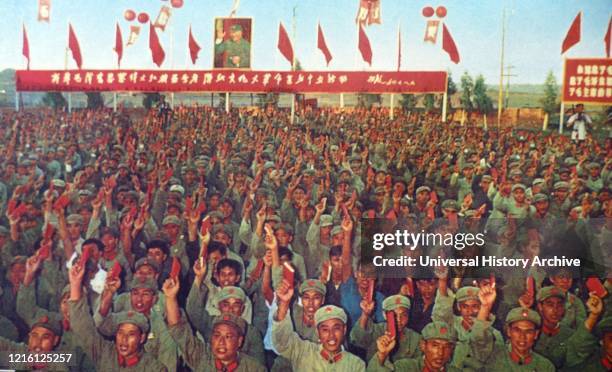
[436, 6, 447, 18]
[137, 12, 149, 24]
[422, 6, 434, 18]
[124, 9, 136, 22]
[170, 0, 183, 8]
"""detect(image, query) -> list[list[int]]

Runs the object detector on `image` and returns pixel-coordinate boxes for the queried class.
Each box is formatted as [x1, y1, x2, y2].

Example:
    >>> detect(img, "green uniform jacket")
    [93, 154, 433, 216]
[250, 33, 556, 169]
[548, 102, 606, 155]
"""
[534, 323, 598, 370]
[167, 316, 266, 372]
[68, 297, 167, 372]
[350, 318, 422, 362]
[483, 344, 555, 372]
[366, 354, 463, 372]
[0, 336, 72, 371]
[272, 314, 366, 372]
[215, 39, 251, 68]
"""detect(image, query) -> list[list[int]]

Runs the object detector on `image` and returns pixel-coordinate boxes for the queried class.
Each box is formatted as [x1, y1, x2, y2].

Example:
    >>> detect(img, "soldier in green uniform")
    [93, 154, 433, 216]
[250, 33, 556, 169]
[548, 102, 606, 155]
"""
[567, 316, 612, 371]
[367, 321, 461, 372]
[163, 276, 266, 371]
[67, 262, 167, 371]
[350, 294, 422, 362]
[272, 279, 366, 371]
[215, 24, 251, 68]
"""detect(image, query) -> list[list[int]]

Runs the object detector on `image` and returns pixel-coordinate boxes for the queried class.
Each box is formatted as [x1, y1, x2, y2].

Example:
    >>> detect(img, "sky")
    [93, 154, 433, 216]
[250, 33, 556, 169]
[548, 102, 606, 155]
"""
[0, 0, 610, 84]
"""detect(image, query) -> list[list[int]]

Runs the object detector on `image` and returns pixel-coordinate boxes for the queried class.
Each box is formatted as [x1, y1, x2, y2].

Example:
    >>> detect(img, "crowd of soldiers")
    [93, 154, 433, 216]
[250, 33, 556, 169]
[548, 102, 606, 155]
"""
[0, 103, 610, 371]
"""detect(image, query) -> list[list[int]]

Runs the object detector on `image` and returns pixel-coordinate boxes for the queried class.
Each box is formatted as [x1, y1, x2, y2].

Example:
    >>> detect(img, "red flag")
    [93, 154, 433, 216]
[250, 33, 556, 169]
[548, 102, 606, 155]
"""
[397, 24, 401, 71]
[38, 0, 50, 22]
[277, 22, 294, 66]
[68, 23, 83, 69]
[22, 24, 30, 70]
[317, 23, 332, 66]
[188, 25, 201, 64]
[561, 12, 581, 54]
[114, 23, 123, 68]
[605, 16, 611, 58]
[358, 24, 372, 66]
[442, 23, 460, 64]
[149, 22, 165, 67]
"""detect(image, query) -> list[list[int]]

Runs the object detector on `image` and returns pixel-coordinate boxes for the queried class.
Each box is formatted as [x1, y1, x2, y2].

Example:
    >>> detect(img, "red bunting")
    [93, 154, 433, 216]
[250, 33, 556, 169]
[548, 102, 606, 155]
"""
[278, 22, 294, 66]
[149, 22, 165, 67]
[22, 24, 30, 70]
[114, 23, 123, 68]
[317, 23, 333, 66]
[188, 26, 201, 65]
[561, 12, 581, 54]
[68, 23, 83, 69]
[358, 24, 372, 66]
[441, 23, 459, 64]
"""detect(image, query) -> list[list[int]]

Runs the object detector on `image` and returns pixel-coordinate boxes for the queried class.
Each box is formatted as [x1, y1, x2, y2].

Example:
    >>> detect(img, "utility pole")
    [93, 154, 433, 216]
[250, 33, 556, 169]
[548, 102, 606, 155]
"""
[503, 65, 517, 109]
[290, 5, 297, 125]
[496, 8, 506, 128]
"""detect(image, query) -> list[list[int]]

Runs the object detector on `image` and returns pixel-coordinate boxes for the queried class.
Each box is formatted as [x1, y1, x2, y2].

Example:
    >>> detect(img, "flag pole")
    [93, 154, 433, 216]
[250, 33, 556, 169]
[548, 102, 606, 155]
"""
[496, 7, 506, 129]
[65, 40, 72, 113]
[390, 22, 400, 120]
[290, 5, 297, 125]
[559, 58, 566, 134]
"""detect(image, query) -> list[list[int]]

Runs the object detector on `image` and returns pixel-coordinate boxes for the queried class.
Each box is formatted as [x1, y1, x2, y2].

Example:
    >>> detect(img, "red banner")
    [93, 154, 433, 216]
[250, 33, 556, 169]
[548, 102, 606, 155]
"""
[15, 70, 447, 94]
[562, 58, 612, 104]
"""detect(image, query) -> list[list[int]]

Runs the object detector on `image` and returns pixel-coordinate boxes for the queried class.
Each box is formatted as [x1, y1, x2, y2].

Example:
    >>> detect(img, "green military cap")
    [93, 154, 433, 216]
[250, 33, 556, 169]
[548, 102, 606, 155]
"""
[508, 161, 521, 170]
[0, 226, 9, 236]
[339, 168, 352, 175]
[559, 167, 570, 174]
[162, 215, 182, 226]
[129, 277, 158, 292]
[536, 286, 565, 302]
[77, 189, 92, 197]
[382, 295, 411, 311]
[510, 169, 523, 177]
[213, 313, 247, 336]
[51, 179, 66, 188]
[265, 215, 282, 224]
[481, 175, 493, 182]
[299, 279, 327, 296]
[349, 155, 361, 163]
[124, 191, 139, 202]
[66, 214, 84, 225]
[134, 257, 161, 273]
[302, 169, 316, 176]
[57, 146, 66, 152]
[330, 225, 343, 236]
[564, 157, 578, 166]
[169, 184, 185, 195]
[211, 223, 233, 237]
[314, 305, 347, 326]
[595, 316, 612, 338]
[441, 199, 459, 212]
[463, 210, 478, 217]
[511, 183, 526, 192]
[118, 163, 128, 170]
[276, 223, 294, 235]
[374, 186, 386, 194]
[456, 286, 479, 303]
[216, 286, 247, 304]
[32, 315, 63, 337]
[263, 161, 275, 171]
[416, 186, 431, 194]
[505, 307, 541, 327]
[554, 181, 570, 191]
[208, 211, 224, 220]
[588, 162, 601, 170]
[399, 198, 410, 206]
[533, 193, 549, 203]
[462, 163, 474, 170]
[112, 311, 150, 334]
[194, 160, 207, 168]
[422, 321, 455, 342]
[184, 165, 197, 173]
[374, 166, 388, 174]
[532, 178, 546, 186]
[320, 214, 333, 227]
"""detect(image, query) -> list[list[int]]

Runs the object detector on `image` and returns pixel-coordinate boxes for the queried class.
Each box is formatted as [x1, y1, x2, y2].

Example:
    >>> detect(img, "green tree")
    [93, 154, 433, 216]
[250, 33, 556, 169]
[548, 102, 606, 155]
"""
[42, 92, 67, 109]
[423, 94, 437, 112]
[86, 92, 104, 109]
[357, 93, 381, 108]
[540, 70, 558, 115]
[399, 94, 417, 111]
[460, 72, 474, 113]
[142, 92, 161, 109]
[473, 74, 493, 114]
[446, 73, 457, 109]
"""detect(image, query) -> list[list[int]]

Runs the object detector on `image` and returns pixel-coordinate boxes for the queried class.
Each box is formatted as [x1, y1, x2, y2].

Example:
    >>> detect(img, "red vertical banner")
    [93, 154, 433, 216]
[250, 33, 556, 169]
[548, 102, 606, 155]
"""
[188, 25, 201, 65]
[561, 12, 581, 54]
[38, 0, 51, 22]
[278, 22, 294, 66]
[114, 23, 123, 68]
[68, 23, 83, 69]
[149, 22, 165, 67]
[358, 24, 373, 66]
[22, 24, 30, 70]
[317, 23, 333, 66]
[442, 23, 460, 64]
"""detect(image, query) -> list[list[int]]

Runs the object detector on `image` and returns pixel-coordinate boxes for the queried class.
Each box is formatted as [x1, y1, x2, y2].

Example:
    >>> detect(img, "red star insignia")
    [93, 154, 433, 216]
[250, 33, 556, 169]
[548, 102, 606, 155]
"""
[467, 289, 474, 296]
[395, 297, 402, 304]
[228, 288, 235, 294]
[325, 306, 333, 313]
[128, 311, 134, 317]
[440, 327, 447, 334]
[39, 315, 49, 323]
[223, 314, 230, 321]
[308, 280, 316, 287]
[522, 310, 528, 317]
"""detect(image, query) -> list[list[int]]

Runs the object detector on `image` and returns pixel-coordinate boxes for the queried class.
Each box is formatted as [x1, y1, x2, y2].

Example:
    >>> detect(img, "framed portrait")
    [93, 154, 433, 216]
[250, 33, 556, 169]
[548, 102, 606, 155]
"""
[213, 17, 253, 69]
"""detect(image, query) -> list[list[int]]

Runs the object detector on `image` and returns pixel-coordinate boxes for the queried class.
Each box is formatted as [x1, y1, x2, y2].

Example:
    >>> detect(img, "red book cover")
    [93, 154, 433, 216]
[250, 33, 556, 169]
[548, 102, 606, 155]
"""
[250, 259, 264, 280]
[107, 261, 122, 281]
[163, 168, 174, 182]
[429, 191, 438, 204]
[11, 203, 28, 219]
[526, 276, 535, 298]
[7, 199, 17, 215]
[385, 175, 392, 189]
[53, 194, 70, 211]
[185, 196, 193, 215]
[585, 277, 607, 298]
[405, 278, 414, 297]
[366, 279, 375, 301]
[170, 257, 181, 280]
[386, 311, 397, 340]
[282, 262, 295, 285]
[38, 241, 51, 260]
[43, 223, 54, 240]
[79, 246, 91, 267]
[200, 215, 212, 236]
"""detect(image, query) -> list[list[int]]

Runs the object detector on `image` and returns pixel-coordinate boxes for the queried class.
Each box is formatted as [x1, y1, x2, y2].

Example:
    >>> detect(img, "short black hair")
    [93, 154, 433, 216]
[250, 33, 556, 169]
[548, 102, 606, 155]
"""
[82, 238, 105, 252]
[278, 247, 294, 261]
[329, 245, 343, 258]
[146, 240, 170, 256]
[208, 241, 228, 257]
[216, 258, 242, 277]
